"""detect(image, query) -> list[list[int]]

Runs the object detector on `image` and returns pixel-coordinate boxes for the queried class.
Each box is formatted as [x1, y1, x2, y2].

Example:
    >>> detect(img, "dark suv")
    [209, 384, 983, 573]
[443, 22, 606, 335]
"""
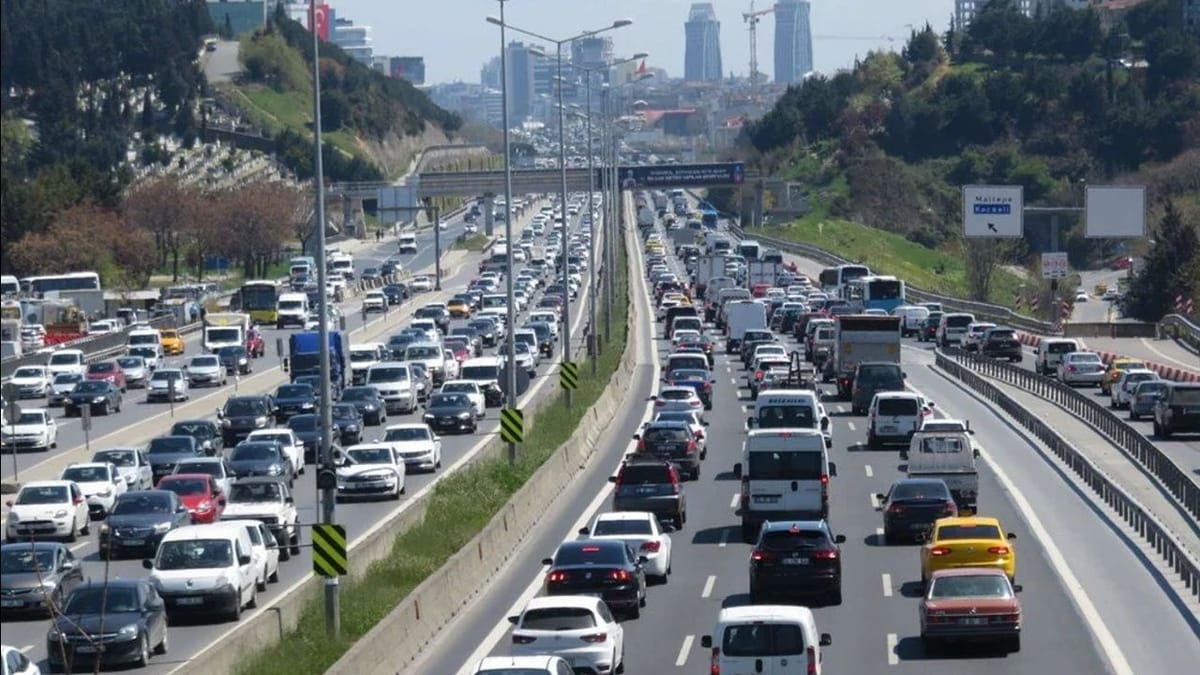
[608, 457, 688, 529]
[633, 421, 702, 480]
[980, 327, 1022, 362]
[748, 520, 845, 605]
[851, 362, 906, 416]
[217, 395, 274, 446]
[1154, 382, 1200, 438]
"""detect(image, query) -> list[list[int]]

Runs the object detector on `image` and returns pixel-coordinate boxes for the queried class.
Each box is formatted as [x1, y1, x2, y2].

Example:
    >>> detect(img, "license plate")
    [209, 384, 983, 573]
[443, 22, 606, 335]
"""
[75, 645, 98, 653]
[880, 425, 897, 432]
[176, 597, 203, 605]
[0, 599, 21, 608]
[782, 558, 810, 565]
[960, 617, 987, 626]
[753, 495, 780, 504]
[909, 523, 927, 530]
[123, 538, 145, 546]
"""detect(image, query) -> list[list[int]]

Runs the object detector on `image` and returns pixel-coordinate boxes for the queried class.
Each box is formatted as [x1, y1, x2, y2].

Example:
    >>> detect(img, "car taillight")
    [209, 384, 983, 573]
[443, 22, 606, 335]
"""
[690, 399, 701, 407]
[655, 399, 665, 407]
[547, 571, 568, 583]
[942, 501, 957, 515]
[669, 467, 681, 491]
[750, 549, 774, 562]
[812, 549, 839, 561]
[710, 647, 721, 675]
[640, 540, 661, 553]
[694, 430, 705, 440]
[512, 634, 537, 644]
[987, 546, 1010, 555]
[1067, 365, 1076, 372]
[819, 474, 829, 486]
[686, 440, 698, 453]
[608, 569, 632, 582]
[702, 382, 712, 391]
[636, 440, 646, 451]
[841, 378, 850, 388]
[581, 632, 608, 643]
[755, 370, 764, 380]
[888, 503, 905, 513]
[930, 546, 952, 556]
[807, 646, 817, 674]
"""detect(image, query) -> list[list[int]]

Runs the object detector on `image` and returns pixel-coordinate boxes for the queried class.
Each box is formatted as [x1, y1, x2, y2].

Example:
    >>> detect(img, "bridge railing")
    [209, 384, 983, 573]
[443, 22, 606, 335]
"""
[1160, 313, 1200, 353]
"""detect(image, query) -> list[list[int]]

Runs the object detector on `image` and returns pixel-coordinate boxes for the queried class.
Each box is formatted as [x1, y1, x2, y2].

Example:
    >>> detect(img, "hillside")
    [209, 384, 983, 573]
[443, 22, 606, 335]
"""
[718, 0, 1198, 312]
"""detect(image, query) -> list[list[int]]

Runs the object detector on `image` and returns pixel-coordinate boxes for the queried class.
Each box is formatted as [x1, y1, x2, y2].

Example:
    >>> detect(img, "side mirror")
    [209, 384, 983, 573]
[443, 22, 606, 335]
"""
[973, 448, 981, 459]
[632, 433, 641, 441]
[902, 372, 908, 379]
[828, 462, 838, 477]
[239, 555, 252, 565]
[1006, 532, 1017, 540]
[507, 615, 519, 625]
[578, 527, 590, 536]
[1013, 584, 1024, 593]
[732, 462, 742, 479]
[834, 534, 846, 544]
[147, 598, 164, 611]
[541, 557, 554, 566]
[746, 416, 755, 428]
[700, 635, 713, 649]
[637, 555, 649, 565]
[281, 359, 289, 373]
[819, 633, 833, 647]
[927, 401, 936, 408]
[820, 417, 830, 430]
[607, 476, 618, 483]
[215, 408, 224, 418]
[141, 559, 154, 570]
[286, 496, 294, 504]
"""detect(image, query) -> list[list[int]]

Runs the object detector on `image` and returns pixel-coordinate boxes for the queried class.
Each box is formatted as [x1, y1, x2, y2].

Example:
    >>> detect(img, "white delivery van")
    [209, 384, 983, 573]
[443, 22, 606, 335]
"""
[275, 292, 311, 329]
[1036, 337, 1081, 376]
[715, 288, 753, 329]
[734, 429, 835, 542]
[700, 605, 832, 675]
[329, 255, 355, 280]
[750, 390, 832, 448]
[146, 523, 258, 621]
[398, 234, 418, 254]
[894, 305, 930, 337]
[128, 327, 162, 350]
[725, 300, 769, 353]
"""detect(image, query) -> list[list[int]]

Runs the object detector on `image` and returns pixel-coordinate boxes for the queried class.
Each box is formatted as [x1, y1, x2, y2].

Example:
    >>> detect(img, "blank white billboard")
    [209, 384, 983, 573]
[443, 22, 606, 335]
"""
[1085, 186, 1145, 238]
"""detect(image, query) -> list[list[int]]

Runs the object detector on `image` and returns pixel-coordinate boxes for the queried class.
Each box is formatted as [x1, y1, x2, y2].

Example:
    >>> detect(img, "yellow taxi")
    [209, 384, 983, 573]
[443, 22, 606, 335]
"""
[920, 516, 1017, 586]
[160, 328, 185, 356]
[447, 298, 473, 319]
[1101, 357, 1147, 396]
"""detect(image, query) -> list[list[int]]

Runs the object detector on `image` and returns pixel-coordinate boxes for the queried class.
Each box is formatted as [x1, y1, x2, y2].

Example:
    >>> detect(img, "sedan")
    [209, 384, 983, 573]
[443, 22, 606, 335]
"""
[273, 383, 317, 421]
[228, 442, 291, 484]
[185, 354, 227, 387]
[652, 385, 705, 414]
[332, 402, 364, 445]
[46, 580, 169, 670]
[1129, 380, 1168, 421]
[1111, 368, 1160, 409]
[47, 373, 83, 407]
[10, 366, 51, 399]
[507, 597, 624, 674]
[173, 457, 235, 497]
[98, 490, 191, 559]
[921, 517, 1017, 586]
[0, 541, 84, 617]
[876, 478, 958, 544]
[217, 345, 253, 375]
[439, 381, 485, 418]
[381, 423, 442, 473]
[169, 419, 224, 456]
[116, 356, 149, 389]
[921, 568, 1023, 653]
[410, 275, 434, 292]
[64, 380, 123, 416]
[92, 448, 153, 490]
[541, 539, 647, 619]
[146, 369, 189, 402]
[336, 444, 405, 500]
[422, 393, 478, 433]
[1057, 351, 1105, 387]
[579, 511, 673, 582]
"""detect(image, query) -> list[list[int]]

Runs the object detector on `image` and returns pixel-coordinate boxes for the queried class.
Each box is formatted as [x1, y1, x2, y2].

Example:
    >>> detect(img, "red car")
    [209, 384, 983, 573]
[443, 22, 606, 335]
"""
[751, 283, 771, 298]
[85, 361, 127, 392]
[245, 328, 266, 358]
[156, 474, 226, 524]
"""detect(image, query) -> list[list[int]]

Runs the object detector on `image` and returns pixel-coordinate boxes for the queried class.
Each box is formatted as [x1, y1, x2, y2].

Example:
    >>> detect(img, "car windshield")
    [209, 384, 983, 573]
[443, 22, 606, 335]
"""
[176, 461, 221, 476]
[159, 478, 208, 495]
[156, 539, 233, 570]
[277, 385, 311, 398]
[461, 365, 500, 380]
[520, 607, 597, 631]
[350, 351, 378, 363]
[368, 368, 409, 382]
[95, 450, 136, 467]
[13, 412, 46, 425]
[225, 399, 267, 416]
[63, 586, 141, 614]
[172, 422, 212, 437]
[16, 485, 69, 504]
[232, 444, 278, 461]
[151, 370, 182, 382]
[554, 543, 625, 566]
[333, 405, 358, 419]
[431, 394, 468, 407]
[346, 447, 392, 464]
[929, 574, 1013, 599]
[1, 548, 56, 574]
[340, 388, 377, 402]
[62, 466, 108, 483]
[936, 524, 1003, 541]
[14, 367, 43, 378]
[73, 381, 107, 393]
[229, 482, 282, 503]
[112, 494, 172, 514]
[442, 383, 477, 394]
[49, 353, 80, 365]
[147, 438, 192, 454]
[593, 519, 653, 536]
[116, 358, 143, 369]
[406, 346, 440, 359]
[384, 427, 430, 442]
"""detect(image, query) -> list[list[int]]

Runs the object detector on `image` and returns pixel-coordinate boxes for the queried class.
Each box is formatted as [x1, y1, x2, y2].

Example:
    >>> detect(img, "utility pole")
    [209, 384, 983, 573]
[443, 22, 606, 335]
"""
[498, 0, 519, 464]
[556, 41, 573, 409]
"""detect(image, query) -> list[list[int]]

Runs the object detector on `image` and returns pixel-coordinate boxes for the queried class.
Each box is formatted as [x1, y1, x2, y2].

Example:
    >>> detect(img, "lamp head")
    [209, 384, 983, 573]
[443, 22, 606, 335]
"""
[632, 52, 649, 60]
[485, 16, 502, 26]
[613, 19, 633, 28]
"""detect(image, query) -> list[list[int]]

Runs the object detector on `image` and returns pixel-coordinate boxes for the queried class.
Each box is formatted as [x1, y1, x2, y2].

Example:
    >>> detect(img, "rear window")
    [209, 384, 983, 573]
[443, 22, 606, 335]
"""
[520, 607, 596, 631]
[668, 356, 707, 371]
[553, 544, 625, 566]
[946, 315, 973, 328]
[747, 451, 823, 480]
[891, 481, 950, 501]
[756, 405, 815, 428]
[722, 623, 807, 657]
[619, 463, 672, 483]
[1171, 385, 1200, 405]
[761, 530, 828, 550]
[987, 330, 1016, 340]
[877, 399, 919, 416]
[857, 365, 902, 384]
[644, 427, 689, 442]
[1047, 342, 1078, 354]
[593, 519, 652, 536]
[659, 390, 692, 401]
[936, 524, 1002, 540]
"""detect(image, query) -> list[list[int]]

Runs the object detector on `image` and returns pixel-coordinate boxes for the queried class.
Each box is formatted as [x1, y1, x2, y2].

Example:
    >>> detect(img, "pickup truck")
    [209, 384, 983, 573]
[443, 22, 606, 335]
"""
[221, 477, 301, 559]
[902, 430, 979, 514]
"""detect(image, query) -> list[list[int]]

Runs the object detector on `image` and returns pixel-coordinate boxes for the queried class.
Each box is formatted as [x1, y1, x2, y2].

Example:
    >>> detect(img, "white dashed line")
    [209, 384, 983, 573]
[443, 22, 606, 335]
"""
[730, 493, 740, 509]
[18, 645, 33, 653]
[701, 575, 716, 599]
[676, 635, 694, 667]
[886, 633, 899, 665]
[869, 492, 881, 509]
[847, 421, 857, 431]
[718, 528, 729, 548]
[730, 377, 738, 385]
[864, 464, 874, 477]
[881, 573, 893, 598]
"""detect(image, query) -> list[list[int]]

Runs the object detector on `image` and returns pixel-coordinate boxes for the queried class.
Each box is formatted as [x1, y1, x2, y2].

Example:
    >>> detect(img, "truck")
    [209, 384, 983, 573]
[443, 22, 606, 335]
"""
[203, 313, 250, 352]
[637, 206, 656, 229]
[746, 261, 783, 289]
[286, 330, 346, 388]
[903, 431, 979, 514]
[826, 315, 901, 399]
[724, 300, 768, 353]
[652, 191, 669, 213]
[693, 256, 730, 302]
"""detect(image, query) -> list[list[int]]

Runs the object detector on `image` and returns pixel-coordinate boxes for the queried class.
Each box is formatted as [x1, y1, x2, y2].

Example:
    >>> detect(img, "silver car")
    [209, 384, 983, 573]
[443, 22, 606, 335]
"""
[116, 356, 149, 389]
[1056, 351, 1105, 387]
[186, 355, 227, 388]
[146, 368, 189, 402]
[47, 373, 84, 407]
[653, 386, 706, 414]
[1128, 380, 1168, 421]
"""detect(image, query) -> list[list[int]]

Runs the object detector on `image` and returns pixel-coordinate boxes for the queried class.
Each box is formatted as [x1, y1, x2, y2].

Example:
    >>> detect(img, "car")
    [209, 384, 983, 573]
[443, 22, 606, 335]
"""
[160, 328, 185, 355]
[876, 478, 958, 544]
[0, 541, 84, 617]
[362, 290, 387, 313]
[173, 457, 235, 497]
[127, 345, 162, 372]
[979, 327, 1022, 361]
[336, 443, 405, 500]
[64, 380, 123, 416]
[632, 421, 702, 481]
[920, 516, 1017, 587]
[1057, 351, 1105, 387]
[185, 354, 227, 387]
[867, 391, 933, 449]
[1102, 287, 1120, 301]
[145, 435, 203, 485]
[116, 356, 149, 389]
[146, 368, 189, 402]
[245, 429, 304, 478]
[850, 362, 906, 415]
[541, 539, 647, 619]
[45, 349, 86, 378]
[331, 402, 364, 445]
[4, 481, 90, 543]
[664, 368, 713, 410]
[46, 372, 84, 406]
[748, 519, 845, 605]
[961, 322, 997, 353]
[507, 596, 626, 672]
[156, 473, 226, 524]
[700, 605, 832, 674]
[469, 655, 572, 675]
[221, 519, 282, 593]
[221, 477, 300, 560]
[217, 345, 253, 375]
[1074, 290, 1088, 302]
[499, 341, 538, 374]
[410, 275, 434, 292]
[447, 297, 473, 318]
[92, 448, 153, 490]
[59, 462, 126, 520]
[652, 385, 705, 414]
[83, 361, 127, 392]
[97, 490, 190, 560]
[381, 423, 442, 473]
[338, 386, 387, 426]
[1101, 357, 1147, 396]
[46, 579, 169, 670]
[422, 392, 478, 434]
[143, 523, 259, 622]
[609, 456, 687, 529]
[1, 408, 58, 452]
[398, 234, 419, 254]
[170, 419, 224, 456]
[439, 381, 485, 418]
[272, 383, 317, 422]
[228, 441, 291, 485]
[921, 568, 1023, 653]
[217, 395, 274, 445]
[579, 511, 674, 582]
[1111, 368, 1160, 409]
[1128, 380, 1169, 421]
[10, 366, 51, 399]
[1154, 382, 1200, 438]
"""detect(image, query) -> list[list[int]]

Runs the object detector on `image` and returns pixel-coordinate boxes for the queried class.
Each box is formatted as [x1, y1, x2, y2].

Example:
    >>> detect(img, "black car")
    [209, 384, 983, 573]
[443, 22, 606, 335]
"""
[339, 386, 387, 425]
[414, 305, 450, 334]
[332, 403, 363, 445]
[876, 478, 958, 544]
[99, 490, 190, 559]
[1154, 382, 1200, 438]
[228, 441, 290, 482]
[64, 380, 123, 416]
[850, 362, 906, 415]
[980, 327, 1022, 362]
[633, 421, 702, 480]
[422, 393, 477, 433]
[47, 580, 169, 671]
[541, 539, 647, 618]
[145, 435, 202, 485]
[285, 414, 322, 464]
[217, 345, 252, 375]
[468, 319, 499, 347]
[293, 373, 338, 401]
[218, 395, 274, 446]
[170, 419, 223, 456]
[608, 456, 687, 529]
[386, 334, 418, 359]
[0, 542, 84, 617]
[748, 520, 845, 605]
[273, 383, 317, 422]
[381, 283, 407, 305]
[525, 321, 555, 357]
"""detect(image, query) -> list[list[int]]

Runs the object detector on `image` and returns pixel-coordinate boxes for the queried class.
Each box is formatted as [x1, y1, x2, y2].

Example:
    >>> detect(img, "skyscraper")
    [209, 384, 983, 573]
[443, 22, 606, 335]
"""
[504, 41, 536, 122]
[774, 0, 813, 83]
[684, 3, 722, 82]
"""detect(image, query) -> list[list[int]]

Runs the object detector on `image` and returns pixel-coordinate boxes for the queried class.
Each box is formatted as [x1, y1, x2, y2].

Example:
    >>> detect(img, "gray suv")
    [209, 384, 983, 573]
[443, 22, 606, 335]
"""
[851, 362, 906, 416]
[608, 457, 688, 529]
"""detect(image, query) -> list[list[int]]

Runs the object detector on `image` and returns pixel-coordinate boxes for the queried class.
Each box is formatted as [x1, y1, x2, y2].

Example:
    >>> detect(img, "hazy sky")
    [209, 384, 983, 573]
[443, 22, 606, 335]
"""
[330, 0, 956, 84]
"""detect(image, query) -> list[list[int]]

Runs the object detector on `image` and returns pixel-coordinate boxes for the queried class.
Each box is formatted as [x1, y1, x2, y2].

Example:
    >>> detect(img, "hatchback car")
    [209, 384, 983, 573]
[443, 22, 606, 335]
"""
[64, 380, 123, 416]
[609, 456, 687, 529]
[0, 541, 84, 616]
[653, 386, 705, 414]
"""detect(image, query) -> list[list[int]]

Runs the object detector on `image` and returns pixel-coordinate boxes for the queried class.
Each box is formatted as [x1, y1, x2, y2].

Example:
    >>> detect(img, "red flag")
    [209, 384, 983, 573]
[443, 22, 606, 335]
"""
[636, 59, 647, 75]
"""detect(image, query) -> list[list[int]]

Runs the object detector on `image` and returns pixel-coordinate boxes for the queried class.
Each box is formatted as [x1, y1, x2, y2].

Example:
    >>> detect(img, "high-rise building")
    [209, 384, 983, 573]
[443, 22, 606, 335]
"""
[505, 41, 537, 122]
[572, 37, 614, 73]
[331, 17, 373, 64]
[389, 57, 426, 85]
[954, 0, 1035, 31]
[480, 56, 502, 90]
[684, 3, 723, 82]
[774, 0, 813, 83]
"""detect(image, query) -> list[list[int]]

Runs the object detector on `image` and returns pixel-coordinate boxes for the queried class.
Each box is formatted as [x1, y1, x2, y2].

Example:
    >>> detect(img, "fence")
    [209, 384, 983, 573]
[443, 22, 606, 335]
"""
[1, 314, 190, 382]
[1160, 313, 1200, 353]
[936, 350, 1200, 601]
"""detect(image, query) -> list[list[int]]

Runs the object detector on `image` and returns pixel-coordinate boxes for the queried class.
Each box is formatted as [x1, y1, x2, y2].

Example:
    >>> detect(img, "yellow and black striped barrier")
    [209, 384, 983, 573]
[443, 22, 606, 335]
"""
[500, 407, 524, 444]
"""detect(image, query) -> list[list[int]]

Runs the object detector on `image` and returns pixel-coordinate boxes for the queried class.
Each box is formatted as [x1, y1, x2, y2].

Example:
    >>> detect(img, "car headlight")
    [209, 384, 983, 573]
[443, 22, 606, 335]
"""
[345, 424, 359, 432]
[458, 412, 472, 419]
[222, 419, 232, 428]
[118, 624, 139, 639]
[97, 489, 112, 498]
[302, 402, 314, 409]
[54, 509, 68, 519]
[153, 522, 172, 533]
[93, 397, 106, 404]
[268, 464, 283, 475]
[255, 416, 268, 426]
[100, 523, 110, 534]
[363, 404, 377, 411]
[48, 627, 64, 641]
[422, 414, 434, 422]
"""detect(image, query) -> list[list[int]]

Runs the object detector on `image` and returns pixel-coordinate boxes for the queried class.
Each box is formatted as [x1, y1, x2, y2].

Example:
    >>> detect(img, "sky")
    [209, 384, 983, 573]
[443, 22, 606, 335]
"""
[330, 0, 956, 84]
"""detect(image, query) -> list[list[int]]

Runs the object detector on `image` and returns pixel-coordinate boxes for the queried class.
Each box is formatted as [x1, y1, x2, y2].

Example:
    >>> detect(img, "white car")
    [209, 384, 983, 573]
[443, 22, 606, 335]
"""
[146, 368, 189, 402]
[1111, 369, 1160, 408]
[410, 275, 434, 292]
[46, 373, 83, 406]
[45, 349, 86, 378]
[221, 478, 300, 559]
[501, 341, 537, 374]
[1, 408, 58, 452]
[186, 354, 227, 387]
[440, 380, 485, 417]
[653, 386, 705, 414]
[508, 596, 625, 674]
[336, 444, 406, 500]
[174, 457, 235, 496]
[5, 481, 90, 543]
[464, 222, 478, 234]
[962, 322, 997, 352]
[579, 511, 673, 581]
[59, 462, 127, 519]
[363, 290, 387, 313]
[87, 320, 119, 335]
[91, 448, 153, 490]
[381, 423, 442, 473]
[1057, 351, 1106, 386]
[1074, 290, 1088, 302]
[10, 366, 51, 399]
[867, 391, 934, 449]
[222, 519, 281, 592]
[19, 325, 46, 350]
[245, 429, 304, 477]
[470, 655, 571, 675]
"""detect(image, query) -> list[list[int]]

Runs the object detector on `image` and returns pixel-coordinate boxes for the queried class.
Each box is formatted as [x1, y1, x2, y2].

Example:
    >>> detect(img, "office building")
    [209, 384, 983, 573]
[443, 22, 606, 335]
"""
[505, 41, 537, 123]
[390, 57, 426, 85]
[774, 0, 813, 83]
[684, 3, 723, 82]
[331, 18, 373, 64]
[572, 37, 614, 73]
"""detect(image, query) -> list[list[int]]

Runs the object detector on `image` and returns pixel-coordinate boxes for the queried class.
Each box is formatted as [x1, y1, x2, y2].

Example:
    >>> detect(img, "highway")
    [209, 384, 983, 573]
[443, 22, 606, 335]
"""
[413, 216, 1199, 675]
[2, 195, 607, 673]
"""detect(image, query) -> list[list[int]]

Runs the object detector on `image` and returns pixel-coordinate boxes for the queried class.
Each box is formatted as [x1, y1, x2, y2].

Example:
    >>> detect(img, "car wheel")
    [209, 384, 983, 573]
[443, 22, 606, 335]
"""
[135, 635, 151, 667]
[256, 575, 267, 592]
[65, 518, 77, 543]
[247, 586, 258, 610]
[269, 566, 279, 583]
[155, 629, 169, 655]
[279, 545, 291, 562]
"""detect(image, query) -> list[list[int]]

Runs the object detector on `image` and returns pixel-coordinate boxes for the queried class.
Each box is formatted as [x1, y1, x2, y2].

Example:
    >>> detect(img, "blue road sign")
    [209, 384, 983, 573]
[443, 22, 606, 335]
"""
[973, 204, 1012, 215]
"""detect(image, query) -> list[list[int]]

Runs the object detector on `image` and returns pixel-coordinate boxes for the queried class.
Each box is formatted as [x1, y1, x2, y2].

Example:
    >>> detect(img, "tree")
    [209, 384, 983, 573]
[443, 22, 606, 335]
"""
[123, 177, 203, 281]
[964, 240, 1016, 302]
[1125, 200, 1198, 321]
[209, 182, 297, 277]
[6, 202, 154, 289]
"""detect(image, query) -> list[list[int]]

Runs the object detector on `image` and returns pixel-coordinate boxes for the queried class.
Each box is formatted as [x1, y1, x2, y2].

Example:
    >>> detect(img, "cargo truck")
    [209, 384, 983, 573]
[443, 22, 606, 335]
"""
[285, 330, 346, 388]
[203, 313, 250, 352]
[826, 315, 901, 399]
[746, 261, 783, 289]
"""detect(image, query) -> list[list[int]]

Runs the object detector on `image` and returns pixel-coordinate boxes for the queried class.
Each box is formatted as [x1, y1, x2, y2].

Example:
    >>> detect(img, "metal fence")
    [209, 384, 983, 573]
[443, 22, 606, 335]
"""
[936, 350, 1200, 600]
[1, 315, 189, 382]
[1160, 313, 1200, 353]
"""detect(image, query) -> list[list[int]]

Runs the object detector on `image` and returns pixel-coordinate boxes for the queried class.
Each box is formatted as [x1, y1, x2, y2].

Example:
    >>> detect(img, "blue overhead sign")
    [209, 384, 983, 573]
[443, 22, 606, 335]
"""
[617, 162, 745, 189]
[973, 203, 1012, 215]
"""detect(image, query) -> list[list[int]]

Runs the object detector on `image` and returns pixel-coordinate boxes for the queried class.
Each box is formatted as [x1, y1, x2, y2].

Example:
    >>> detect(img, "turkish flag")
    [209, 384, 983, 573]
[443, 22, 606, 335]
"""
[636, 59, 647, 75]
[309, 3, 330, 41]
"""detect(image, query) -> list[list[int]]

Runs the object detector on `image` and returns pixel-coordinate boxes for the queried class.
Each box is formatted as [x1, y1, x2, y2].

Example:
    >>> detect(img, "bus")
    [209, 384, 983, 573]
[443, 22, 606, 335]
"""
[20, 272, 102, 295]
[701, 209, 719, 229]
[818, 264, 870, 295]
[233, 280, 281, 325]
[736, 239, 762, 261]
[843, 275, 906, 313]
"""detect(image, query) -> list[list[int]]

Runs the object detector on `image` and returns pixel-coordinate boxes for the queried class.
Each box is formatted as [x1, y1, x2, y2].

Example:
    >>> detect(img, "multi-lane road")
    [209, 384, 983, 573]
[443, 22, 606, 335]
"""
[2, 196, 608, 673]
[412, 214, 1199, 675]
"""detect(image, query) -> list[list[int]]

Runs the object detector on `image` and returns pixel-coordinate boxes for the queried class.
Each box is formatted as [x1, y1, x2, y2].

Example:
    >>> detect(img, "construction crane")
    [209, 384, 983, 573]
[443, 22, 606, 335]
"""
[742, 0, 775, 85]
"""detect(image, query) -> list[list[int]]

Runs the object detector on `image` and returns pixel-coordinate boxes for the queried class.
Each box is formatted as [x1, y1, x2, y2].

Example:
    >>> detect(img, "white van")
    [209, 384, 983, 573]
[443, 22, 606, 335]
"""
[398, 234, 418, 254]
[145, 523, 259, 621]
[276, 292, 311, 329]
[749, 390, 832, 448]
[127, 327, 162, 350]
[734, 429, 835, 542]
[700, 605, 832, 675]
[1036, 337, 1080, 376]
[330, 256, 355, 281]
[725, 300, 769, 353]
[894, 305, 930, 337]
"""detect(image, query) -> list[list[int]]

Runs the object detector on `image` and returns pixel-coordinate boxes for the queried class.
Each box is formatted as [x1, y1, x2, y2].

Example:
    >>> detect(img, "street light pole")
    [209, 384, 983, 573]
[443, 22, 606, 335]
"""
[599, 83, 611, 346]
[583, 75, 598, 372]
[555, 41, 572, 407]
[496, 0, 519, 462]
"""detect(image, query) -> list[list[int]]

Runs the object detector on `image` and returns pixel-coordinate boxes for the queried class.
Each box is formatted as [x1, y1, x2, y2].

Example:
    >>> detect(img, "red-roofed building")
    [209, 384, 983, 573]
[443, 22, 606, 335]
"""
[641, 109, 703, 136]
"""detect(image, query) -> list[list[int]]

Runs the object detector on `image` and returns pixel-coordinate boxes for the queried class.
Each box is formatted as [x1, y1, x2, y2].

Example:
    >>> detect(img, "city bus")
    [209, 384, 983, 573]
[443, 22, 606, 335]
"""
[20, 271, 102, 295]
[843, 275, 906, 313]
[701, 209, 719, 229]
[818, 264, 870, 295]
[233, 280, 281, 325]
[736, 239, 762, 261]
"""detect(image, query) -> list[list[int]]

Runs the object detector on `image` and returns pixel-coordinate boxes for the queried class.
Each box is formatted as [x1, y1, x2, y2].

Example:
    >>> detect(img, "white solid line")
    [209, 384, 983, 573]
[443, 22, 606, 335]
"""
[881, 573, 893, 598]
[676, 635, 694, 667]
[18, 645, 34, 653]
[718, 528, 729, 548]
[847, 421, 857, 431]
[1139, 338, 1200, 371]
[701, 575, 716, 599]
[730, 493, 740, 510]
[864, 464, 874, 477]
[886, 633, 899, 665]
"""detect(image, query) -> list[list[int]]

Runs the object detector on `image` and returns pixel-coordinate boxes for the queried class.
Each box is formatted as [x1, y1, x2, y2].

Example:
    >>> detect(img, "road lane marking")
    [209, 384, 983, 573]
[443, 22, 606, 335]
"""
[676, 635, 694, 667]
[881, 573, 893, 597]
[701, 575, 716, 599]
[19, 645, 33, 653]
[869, 492, 881, 509]
[847, 421, 857, 431]
[718, 528, 729, 548]
[886, 633, 898, 665]
[730, 493, 740, 510]
[730, 377, 737, 385]
[864, 464, 874, 477]
[1138, 338, 1200, 371]
[836, 405, 845, 413]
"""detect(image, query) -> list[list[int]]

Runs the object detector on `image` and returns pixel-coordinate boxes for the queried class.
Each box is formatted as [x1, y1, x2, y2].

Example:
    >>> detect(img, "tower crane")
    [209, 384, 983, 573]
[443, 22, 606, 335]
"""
[742, 0, 775, 85]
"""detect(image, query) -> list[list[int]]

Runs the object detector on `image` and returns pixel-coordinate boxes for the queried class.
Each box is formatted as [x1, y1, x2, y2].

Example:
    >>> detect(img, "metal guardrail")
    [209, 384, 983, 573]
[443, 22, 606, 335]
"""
[1, 315, 190, 381]
[936, 350, 1200, 601]
[1160, 313, 1200, 354]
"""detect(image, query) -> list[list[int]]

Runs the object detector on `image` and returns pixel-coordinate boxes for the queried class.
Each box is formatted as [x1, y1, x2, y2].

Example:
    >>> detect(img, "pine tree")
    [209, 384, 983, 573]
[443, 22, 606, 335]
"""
[1126, 200, 1198, 320]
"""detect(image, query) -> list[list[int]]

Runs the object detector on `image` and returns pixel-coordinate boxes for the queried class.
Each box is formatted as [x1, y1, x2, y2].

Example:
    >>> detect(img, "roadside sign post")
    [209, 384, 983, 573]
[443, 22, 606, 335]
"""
[168, 378, 177, 419]
[4, 385, 20, 482]
[1041, 252, 1069, 280]
[81, 404, 92, 454]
